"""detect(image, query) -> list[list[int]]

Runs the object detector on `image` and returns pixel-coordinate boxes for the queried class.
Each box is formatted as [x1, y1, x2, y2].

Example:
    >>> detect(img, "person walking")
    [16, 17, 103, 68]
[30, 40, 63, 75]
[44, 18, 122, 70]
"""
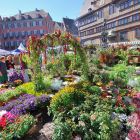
[0, 56, 8, 84]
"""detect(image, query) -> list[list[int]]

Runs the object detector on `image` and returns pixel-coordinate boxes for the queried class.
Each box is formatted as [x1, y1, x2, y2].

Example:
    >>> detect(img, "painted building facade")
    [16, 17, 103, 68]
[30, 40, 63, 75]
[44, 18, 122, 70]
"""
[77, 0, 140, 45]
[0, 9, 55, 50]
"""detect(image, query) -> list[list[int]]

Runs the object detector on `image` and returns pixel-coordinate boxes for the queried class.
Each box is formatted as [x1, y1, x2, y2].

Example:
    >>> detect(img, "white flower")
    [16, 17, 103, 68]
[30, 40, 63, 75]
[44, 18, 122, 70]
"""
[0, 110, 7, 117]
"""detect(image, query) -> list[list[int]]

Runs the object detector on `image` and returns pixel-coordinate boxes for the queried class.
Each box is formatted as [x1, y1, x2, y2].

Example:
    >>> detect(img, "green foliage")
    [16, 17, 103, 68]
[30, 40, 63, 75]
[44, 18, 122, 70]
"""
[0, 115, 36, 140]
[87, 86, 101, 94]
[50, 86, 88, 116]
[0, 88, 22, 103]
[46, 61, 65, 77]
[109, 64, 135, 87]
[46, 53, 83, 77]
[52, 121, 72, 140]
[77, 47, 89, 81]
[128, 49, 140, 55]
[51, 93, 121, 140]
[116, 49, 128, 62]
[17, 82, 52, 96]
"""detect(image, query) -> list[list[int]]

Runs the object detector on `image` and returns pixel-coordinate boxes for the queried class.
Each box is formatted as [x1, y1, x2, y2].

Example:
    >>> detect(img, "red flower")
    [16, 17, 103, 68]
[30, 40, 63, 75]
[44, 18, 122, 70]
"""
[0, 116, 7, 128]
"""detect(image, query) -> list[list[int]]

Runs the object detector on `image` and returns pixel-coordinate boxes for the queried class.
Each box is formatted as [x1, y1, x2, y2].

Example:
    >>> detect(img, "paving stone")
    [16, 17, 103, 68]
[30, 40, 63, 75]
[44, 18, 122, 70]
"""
[39, 122, 54, 140]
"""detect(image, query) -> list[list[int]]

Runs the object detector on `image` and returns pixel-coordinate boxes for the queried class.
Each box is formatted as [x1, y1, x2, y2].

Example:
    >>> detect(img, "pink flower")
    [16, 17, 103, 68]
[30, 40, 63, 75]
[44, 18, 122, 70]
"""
[128, 129, 140, 140]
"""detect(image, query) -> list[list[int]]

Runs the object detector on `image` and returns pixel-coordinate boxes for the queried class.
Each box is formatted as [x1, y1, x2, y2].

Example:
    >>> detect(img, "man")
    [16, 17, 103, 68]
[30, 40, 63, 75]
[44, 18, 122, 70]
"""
[0, 56, 8, 84]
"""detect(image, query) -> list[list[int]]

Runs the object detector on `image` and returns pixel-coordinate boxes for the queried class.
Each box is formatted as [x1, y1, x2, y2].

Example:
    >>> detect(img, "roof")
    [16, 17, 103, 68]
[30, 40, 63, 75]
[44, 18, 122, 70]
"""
[56, 22, 63, 27]
[3, 9, 48, 21]
[63, 18, 78, 36]
[80, 0, 93, 16]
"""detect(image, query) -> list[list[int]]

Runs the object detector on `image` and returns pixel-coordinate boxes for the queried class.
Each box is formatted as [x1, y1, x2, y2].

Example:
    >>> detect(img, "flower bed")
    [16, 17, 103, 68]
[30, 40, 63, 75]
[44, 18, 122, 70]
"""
[0, 111, 17, 129]
[0, 114, 36, 140]
[50, 81, 137, 140]
[0, 94, 50, 115]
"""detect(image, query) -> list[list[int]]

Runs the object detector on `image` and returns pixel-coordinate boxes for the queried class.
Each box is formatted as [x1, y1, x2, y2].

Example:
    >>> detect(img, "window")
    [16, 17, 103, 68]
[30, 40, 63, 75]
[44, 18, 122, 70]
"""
[40, 29, 44, 35]
[11, 23, 14, 28]
[80, 31, 86, 37]
[118, 17, 130, 25]
[9, 32, 12, 37]
[106, 21, 116, 29]
[34, 30, 37, 35]
[2, 24, 5, 29]
[14, 23, 17, 28]
[17, 23, 21, 28]
[120, 0, 132, 10]
[119, 31, 128, 41]
[132, 14, 140, 21]
[36, 21, 39, 26]
[27, 31, 31, 36]
[39, 20, 43, 26]
[31, 31, 34, 35]
[27, 22, 30, 27]
[18, 32, 21, 37]
[30, 22, 33, 27]
[33, 21, 36, 26]
[15, 32, 18, 37]
[87, 29, 94, 35]
[109, 4, 116, 15]
[12, 32, 15, 37]
[96, 26, 103, 33]
[22, 31, 25, 37]
[11, 41, 14, 46]
[97, 9, 103, 19]
[37, 30, 40, 35]
[136, 28, 140, 37]
[23, 22, 27, 27]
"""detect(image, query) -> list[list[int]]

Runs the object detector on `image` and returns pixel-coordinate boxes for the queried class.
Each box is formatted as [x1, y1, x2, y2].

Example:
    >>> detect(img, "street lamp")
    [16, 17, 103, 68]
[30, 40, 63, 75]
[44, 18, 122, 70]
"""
[101, 19, 108, 47]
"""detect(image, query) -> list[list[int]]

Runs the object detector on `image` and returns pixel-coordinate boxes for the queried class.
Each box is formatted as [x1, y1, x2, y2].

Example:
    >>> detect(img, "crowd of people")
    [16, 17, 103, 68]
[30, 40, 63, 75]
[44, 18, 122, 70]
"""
[0, 55, 28, 84]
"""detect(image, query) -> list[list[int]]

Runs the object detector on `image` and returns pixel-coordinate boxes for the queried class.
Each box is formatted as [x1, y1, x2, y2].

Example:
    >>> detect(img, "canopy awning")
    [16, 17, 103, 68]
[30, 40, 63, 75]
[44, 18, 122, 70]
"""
[0, 49, 11, 56]
[11, 43, 27, 55]
[109, 41, 140, 46]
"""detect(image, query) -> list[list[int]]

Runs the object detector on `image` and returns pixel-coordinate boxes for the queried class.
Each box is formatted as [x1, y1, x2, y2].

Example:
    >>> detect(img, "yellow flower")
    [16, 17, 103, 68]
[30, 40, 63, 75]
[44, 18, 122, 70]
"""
[96, 82, 102, 86]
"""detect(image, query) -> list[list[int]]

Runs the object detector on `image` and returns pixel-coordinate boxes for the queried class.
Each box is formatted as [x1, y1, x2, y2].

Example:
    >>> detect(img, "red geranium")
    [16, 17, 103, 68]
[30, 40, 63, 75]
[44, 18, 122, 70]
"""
[0, 116, 6, 128]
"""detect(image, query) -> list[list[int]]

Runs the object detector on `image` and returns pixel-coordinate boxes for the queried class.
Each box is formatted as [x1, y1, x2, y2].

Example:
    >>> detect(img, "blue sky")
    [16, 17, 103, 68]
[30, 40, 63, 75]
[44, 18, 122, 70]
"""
[0, 0, 84, 22]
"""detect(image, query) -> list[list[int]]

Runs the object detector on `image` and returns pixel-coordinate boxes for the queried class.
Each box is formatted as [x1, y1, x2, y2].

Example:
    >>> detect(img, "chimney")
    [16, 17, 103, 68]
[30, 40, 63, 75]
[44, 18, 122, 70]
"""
[19, 10, 22, 15]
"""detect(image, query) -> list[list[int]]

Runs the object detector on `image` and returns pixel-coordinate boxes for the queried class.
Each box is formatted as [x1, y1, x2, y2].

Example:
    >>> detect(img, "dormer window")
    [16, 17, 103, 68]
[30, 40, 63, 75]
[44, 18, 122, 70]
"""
[21, 16, 25, 20]
[27, 15, 32, 19]
[88, 8, 92, 12]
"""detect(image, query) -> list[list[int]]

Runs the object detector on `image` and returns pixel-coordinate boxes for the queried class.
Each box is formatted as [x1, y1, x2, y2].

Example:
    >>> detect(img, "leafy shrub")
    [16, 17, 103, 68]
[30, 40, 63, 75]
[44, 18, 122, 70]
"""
[17, 82, 52, 96]
[0, 88, 22, 103]
[46, 59, 65, 77]
[50, 86, 88, 115]
[87, 86, 101, 94]
[52, 95, 121, 140]
[109, 64, 135, 87]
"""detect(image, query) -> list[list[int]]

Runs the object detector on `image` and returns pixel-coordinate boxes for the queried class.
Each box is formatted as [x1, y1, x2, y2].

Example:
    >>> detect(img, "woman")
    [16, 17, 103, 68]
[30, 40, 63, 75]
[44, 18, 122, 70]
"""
[6, 55, 15, 70]
[0, 56, 8, 84]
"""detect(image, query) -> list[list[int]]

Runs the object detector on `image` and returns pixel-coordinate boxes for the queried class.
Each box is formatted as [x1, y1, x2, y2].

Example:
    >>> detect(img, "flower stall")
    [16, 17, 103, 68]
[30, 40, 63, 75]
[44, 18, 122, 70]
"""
[0, 31, 140, 139]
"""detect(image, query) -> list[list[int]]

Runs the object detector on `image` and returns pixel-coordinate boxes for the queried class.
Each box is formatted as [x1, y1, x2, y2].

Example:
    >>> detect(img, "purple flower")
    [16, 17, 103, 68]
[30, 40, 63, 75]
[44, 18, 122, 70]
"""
[1, 94, 50, 116]
[9, 71, 24, 83]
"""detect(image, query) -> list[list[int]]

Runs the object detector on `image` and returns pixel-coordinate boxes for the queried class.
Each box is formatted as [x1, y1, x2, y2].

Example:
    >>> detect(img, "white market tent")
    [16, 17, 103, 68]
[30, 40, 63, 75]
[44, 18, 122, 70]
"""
[11, 43, 27, 55]
[0, 49, 11, 56]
